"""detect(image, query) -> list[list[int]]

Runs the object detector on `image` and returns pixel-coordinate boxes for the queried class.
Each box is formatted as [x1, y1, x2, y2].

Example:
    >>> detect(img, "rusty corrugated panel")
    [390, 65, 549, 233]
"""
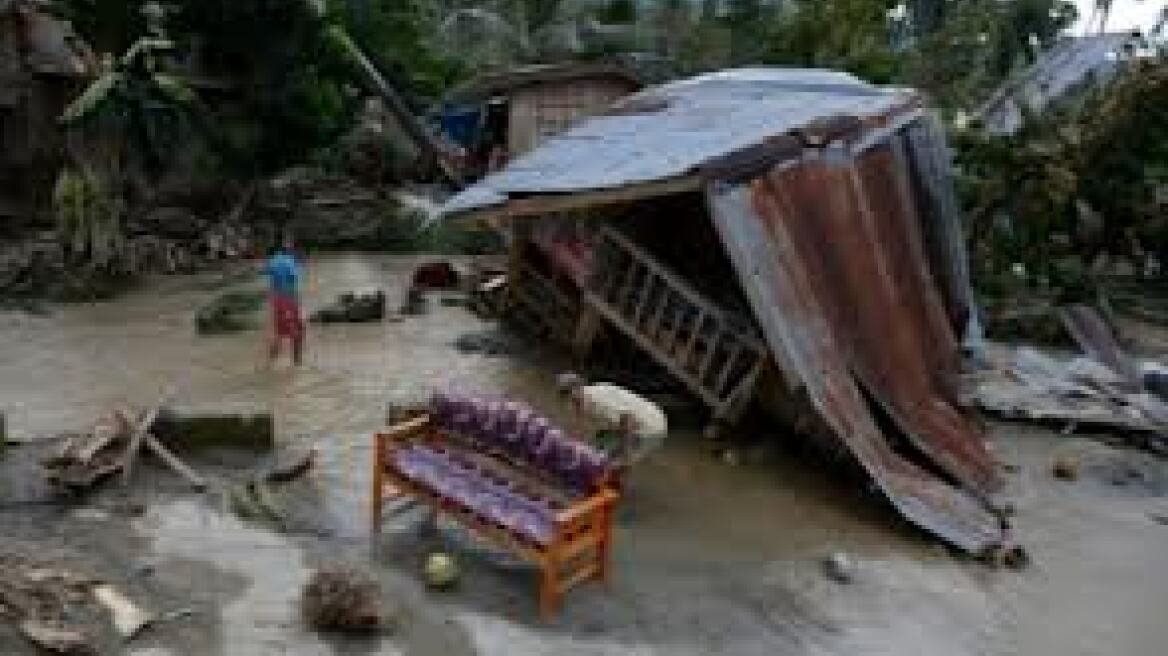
[901, 117, 980, 340]
[706, 153, 1003, 552]
[765, 147, 997, 495]
[1060, 304, 1142, 388]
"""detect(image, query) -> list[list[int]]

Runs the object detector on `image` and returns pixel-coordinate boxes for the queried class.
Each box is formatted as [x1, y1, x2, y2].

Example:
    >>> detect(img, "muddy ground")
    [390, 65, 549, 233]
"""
[2, 252, 1167, 656]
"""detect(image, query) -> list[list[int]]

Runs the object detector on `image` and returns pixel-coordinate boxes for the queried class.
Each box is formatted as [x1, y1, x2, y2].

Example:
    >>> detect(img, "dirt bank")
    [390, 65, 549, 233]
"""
[2, 252, 1167, 655]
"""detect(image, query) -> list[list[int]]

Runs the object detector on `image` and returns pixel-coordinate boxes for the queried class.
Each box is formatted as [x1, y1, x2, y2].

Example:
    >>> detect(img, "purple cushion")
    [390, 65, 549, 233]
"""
[426, 389, 615, 492]
[391, 444, 557, 545]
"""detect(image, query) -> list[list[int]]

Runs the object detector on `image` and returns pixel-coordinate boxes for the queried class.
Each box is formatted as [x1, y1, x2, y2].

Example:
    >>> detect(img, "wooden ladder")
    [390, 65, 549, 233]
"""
[508, 256, 581, 341]
[582, 227, 767, 425]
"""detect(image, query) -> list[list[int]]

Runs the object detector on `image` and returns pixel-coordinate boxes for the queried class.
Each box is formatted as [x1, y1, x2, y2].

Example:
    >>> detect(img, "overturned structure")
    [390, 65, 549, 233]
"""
[441, 68, 1002, 552]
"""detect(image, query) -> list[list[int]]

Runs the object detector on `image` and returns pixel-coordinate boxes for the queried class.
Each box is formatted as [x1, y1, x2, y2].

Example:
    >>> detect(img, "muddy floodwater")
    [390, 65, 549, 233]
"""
[2, 252, 1167, 655]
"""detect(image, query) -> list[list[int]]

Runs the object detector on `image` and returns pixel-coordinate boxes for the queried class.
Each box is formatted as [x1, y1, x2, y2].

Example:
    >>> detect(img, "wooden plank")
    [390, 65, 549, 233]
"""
[716, 357, 766, 424]
[142, 433, 207, 490]
[556, 561, 601, 594]
[663, 303, 684, 354]
[697, 329, 723, 386]
[713, 342, 744, 398]
[585, 293, 722, 407]
[647, 286, 670, 340]
[454, 175, 704, 223]
[616, 256, 640, 311]
[120, 386, 178, 485]
[600, 227, 765, 351]
[632, 273, 655, 327]
[560, 532, 604, 560]
[680, 309, 707, 371]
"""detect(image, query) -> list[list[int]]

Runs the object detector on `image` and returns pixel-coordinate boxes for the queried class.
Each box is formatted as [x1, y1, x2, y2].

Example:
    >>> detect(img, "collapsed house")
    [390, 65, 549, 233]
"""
[440, 67, 1004, 552]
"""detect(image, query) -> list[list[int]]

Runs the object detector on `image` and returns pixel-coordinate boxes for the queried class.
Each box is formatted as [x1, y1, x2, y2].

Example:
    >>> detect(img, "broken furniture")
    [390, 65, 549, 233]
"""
[44, 400, 275, 491]
[372, 391, 619, 618]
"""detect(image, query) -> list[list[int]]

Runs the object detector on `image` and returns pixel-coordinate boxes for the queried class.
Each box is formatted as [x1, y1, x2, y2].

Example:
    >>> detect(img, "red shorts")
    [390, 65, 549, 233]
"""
[270, 293, 303, 339]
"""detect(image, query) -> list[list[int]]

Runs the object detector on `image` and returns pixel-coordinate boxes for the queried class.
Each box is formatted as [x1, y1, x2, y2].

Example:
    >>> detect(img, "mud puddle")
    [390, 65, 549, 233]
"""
[2, 253, 1168, 655]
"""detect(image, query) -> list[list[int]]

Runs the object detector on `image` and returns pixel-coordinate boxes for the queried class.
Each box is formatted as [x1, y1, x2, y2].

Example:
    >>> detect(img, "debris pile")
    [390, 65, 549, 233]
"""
[310, 291, 386, 323]
[968, 345, 1168, 449]
[0, 552, 97, 654]
[301, 567, 388, 633]
[43, 401, 207, 492]
[411, 261, 461, 290]
[228, 447, 316, 529]
[0, 548, 161, 653]
[451, 329, 525, 357]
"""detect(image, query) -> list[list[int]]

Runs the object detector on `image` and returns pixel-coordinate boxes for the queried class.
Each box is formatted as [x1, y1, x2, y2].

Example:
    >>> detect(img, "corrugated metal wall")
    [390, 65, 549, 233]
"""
[706, 122, 1002, 551]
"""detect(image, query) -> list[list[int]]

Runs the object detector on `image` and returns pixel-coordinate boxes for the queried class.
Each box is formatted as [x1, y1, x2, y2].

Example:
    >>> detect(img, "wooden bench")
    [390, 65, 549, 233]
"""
[372, 391, 620, 618]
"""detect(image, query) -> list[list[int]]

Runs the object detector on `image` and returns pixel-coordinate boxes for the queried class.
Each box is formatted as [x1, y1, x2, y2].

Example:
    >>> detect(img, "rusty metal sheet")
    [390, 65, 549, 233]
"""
[706, 159, 1003, 552]
[1060, 304, 1142, 389]
[901, 117, 980, 342]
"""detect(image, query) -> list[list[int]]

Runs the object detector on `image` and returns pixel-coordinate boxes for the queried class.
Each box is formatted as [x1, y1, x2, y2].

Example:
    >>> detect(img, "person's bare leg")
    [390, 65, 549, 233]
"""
[269, 334, 281, 365]
[292, 333, 304, 366]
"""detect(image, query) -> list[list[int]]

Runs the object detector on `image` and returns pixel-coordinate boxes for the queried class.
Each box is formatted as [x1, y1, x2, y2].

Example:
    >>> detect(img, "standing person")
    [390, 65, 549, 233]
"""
[557, 372, 667, 465]
[265, 238, 305, 366]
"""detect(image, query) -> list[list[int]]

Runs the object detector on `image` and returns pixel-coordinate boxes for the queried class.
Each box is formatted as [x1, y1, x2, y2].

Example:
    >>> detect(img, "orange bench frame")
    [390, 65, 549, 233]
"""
[372, 415, 620, 618]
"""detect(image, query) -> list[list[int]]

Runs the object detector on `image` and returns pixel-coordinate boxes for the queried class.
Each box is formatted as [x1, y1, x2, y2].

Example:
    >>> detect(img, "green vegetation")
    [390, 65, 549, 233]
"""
[43, 1, 1168, 295]
[957, 56, 1168, 300]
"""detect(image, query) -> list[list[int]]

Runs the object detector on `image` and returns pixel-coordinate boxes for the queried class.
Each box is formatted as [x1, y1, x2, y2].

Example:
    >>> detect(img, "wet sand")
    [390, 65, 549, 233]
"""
[2, 252, 1167, 655]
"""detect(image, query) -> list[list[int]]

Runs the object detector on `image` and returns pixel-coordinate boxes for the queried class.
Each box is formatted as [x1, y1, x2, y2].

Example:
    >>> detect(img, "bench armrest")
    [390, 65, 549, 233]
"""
[379, 415, 431, 444]
[555, 487, 619, 526]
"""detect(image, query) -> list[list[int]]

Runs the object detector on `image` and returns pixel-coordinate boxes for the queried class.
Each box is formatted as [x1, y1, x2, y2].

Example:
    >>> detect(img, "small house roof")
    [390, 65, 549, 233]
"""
[441, 67, 918, 219]
[977, 32, 1142, 135]
[445, 62, 644, 103]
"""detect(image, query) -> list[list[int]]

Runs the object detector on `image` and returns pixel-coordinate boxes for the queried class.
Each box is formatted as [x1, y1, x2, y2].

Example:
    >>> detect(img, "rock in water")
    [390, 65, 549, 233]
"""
[1052, 455, 1080, 481]
[423, 552, 459, 590]
[823, 552, 855, 583]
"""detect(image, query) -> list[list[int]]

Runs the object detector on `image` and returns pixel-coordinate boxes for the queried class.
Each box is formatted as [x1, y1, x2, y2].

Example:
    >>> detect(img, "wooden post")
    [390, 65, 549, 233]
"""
[571, 306, 603, 363]
[504, 220, 527, 316]
[539, 554, 560, 620]
[597, 502, 613, 584]
[371, 434, 384, 534]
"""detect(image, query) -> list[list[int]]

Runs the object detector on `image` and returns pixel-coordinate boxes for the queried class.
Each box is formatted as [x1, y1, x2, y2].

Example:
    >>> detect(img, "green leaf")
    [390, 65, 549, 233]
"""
[151, 72, 196, 106]
[60, 72, 124, 124]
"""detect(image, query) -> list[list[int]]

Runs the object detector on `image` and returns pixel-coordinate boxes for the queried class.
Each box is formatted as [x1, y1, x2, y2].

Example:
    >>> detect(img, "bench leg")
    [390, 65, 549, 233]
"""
[371, 442, 384, 535]
[538, 559, 560, 620]
[597, 509, 613, 585]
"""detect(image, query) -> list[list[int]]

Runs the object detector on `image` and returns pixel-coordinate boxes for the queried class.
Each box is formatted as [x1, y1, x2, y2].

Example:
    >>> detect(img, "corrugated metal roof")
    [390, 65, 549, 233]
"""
[441, 67, 916, 217]
[445, 62, 643, 103]
[978, 33, 1138, 135]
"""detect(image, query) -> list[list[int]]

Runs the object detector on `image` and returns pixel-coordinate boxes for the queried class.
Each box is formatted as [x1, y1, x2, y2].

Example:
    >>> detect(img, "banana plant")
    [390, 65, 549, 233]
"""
[59, 36, 197, 172]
